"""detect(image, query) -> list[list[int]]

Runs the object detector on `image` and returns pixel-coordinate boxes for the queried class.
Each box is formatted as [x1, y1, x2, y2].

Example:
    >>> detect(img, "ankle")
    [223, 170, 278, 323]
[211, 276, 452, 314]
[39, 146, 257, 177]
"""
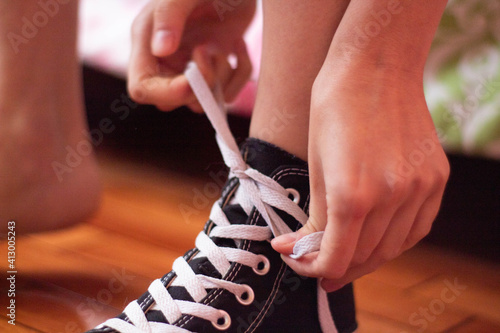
[249, 105, 309, 161]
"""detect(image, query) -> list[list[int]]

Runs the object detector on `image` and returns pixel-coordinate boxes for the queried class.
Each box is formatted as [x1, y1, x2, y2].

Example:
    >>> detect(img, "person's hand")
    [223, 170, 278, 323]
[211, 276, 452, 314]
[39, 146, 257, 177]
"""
[128, 0, 255, 112]
[272, 62, 450, 292]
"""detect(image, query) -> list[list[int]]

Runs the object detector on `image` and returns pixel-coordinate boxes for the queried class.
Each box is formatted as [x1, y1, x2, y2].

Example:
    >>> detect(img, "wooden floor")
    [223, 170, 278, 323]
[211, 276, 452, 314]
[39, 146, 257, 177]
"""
[1, 154, 499, 333]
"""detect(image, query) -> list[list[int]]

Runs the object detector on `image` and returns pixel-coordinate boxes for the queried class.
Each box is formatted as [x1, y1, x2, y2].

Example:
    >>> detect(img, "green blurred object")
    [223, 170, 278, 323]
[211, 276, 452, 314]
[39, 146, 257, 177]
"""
[425, 0, 500, 159]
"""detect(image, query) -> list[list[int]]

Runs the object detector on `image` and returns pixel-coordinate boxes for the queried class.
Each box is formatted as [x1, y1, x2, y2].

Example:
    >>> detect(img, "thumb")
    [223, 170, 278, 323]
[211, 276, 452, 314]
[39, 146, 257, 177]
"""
[151, 0, 198, 57]
[271, 222, 319, 255]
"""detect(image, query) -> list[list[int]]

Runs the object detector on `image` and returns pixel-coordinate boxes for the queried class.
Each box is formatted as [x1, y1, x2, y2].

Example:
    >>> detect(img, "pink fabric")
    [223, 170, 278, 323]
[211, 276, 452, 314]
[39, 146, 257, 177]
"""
[78, 0, 262, 115]
[78, 0, 148, 77]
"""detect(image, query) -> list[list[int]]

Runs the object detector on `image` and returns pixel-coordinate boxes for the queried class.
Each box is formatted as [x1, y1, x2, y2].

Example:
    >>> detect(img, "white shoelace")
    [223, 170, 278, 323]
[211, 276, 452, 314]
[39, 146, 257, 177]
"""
[98, 63, 321, 333]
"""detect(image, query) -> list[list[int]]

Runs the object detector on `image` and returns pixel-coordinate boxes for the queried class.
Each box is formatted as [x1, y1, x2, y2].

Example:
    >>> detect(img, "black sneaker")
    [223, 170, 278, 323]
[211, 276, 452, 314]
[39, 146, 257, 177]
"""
[86, 63, 357, 333]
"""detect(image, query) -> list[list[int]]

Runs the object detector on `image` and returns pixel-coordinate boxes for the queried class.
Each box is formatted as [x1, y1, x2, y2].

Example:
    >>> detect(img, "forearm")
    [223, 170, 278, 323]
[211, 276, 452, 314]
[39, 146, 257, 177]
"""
[322, 0, 448, 80]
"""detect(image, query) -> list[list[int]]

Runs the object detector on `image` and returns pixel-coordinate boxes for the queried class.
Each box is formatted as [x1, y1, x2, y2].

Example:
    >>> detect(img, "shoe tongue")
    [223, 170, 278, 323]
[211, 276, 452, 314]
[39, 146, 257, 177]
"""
[220, 138, 309, 229]
[218, 138, 307, 230]
[241, 138, 307, 177]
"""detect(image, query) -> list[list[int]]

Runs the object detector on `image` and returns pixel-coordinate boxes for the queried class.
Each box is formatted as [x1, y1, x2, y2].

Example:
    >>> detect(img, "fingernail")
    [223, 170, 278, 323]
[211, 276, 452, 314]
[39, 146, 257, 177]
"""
[280, 254, 289, 262]
[152, 30, 174, 56]
[272, 233, 297, 246]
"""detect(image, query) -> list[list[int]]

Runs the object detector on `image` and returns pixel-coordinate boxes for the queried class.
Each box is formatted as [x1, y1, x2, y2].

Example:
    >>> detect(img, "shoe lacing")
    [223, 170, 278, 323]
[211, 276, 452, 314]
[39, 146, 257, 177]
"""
[97, 63, 310, 333]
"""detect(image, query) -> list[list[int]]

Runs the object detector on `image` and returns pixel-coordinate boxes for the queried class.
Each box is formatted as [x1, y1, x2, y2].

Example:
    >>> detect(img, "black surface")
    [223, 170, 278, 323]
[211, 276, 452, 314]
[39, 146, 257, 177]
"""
[427, 153, 500, 262]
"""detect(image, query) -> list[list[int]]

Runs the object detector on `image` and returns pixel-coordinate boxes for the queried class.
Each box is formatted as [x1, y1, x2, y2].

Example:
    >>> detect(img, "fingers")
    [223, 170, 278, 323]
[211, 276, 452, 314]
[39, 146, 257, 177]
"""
[320, 188, 444, 292]
[151, 0, 199, 57]
[128, 1, 214, 112]
[271, 222, 319, 256]
[128, 2, 191, 110]
[128, 12, 194, 110]
[348, 184, 412, 266]
[197, 40, 253, 105]
[186, 45, 250, 112]
[272, 163, 328, 262]
[186, 46, 221, 113]
[401, 183, 446, 251]
[224, 39, 253, 102]
[128, 1, 252, 112]
[276, 155, 448, 291]
[279, 189, 371, 280]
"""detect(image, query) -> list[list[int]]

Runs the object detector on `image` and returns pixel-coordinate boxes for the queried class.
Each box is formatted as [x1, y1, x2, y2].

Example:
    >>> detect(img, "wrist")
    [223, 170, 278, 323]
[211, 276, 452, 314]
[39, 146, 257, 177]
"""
[311, 57, 428, 119]
[313, 56, 424, 101]
[325, 43, 426, 84]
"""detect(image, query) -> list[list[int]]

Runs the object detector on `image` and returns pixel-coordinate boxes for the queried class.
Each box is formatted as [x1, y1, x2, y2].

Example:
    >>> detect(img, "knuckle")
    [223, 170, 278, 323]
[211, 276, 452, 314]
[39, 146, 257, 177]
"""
[304, 216, 326, 235]
[411, 175, 432, 193]
[323, 264, 348, 280]
[437, 149, 451, 175]
[408, 226, 431, 245]
[389, 179, 407, 198]
[419, 224, 433, 238]
[443, 160, 451, 179]
[328, 191, 372, 220]
[155, 0, 187, 24]
[318, 255, 348, 280]
[302, 221, 320, 234]
[155, 0, 172, 17]
[376, 247, 399, 263]
[362, 265, 379, 277]
[311, 79, 330, 109]
[437, 162, 451, 186]
[411, 175, 424, 190]
[414, 172, 437, 193]
[128, 84, 147, 104]
[351, 250, 371, 266]
[429, 154, 450, 190]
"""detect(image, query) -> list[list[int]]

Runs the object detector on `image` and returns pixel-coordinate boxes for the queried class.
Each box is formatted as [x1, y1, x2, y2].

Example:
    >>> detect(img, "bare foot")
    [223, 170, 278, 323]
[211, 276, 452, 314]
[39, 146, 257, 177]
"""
[0, 0, 101, 234]
[0, 93, 102, 234]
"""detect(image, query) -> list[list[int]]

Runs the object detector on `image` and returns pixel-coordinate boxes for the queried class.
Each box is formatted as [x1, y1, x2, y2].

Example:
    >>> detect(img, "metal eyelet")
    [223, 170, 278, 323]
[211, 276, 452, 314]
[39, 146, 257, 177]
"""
[286, 188, 300, 204]
[253, 255, 270, 276]
[212, 310, 231, 330]
[236, 284, 255, 306]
